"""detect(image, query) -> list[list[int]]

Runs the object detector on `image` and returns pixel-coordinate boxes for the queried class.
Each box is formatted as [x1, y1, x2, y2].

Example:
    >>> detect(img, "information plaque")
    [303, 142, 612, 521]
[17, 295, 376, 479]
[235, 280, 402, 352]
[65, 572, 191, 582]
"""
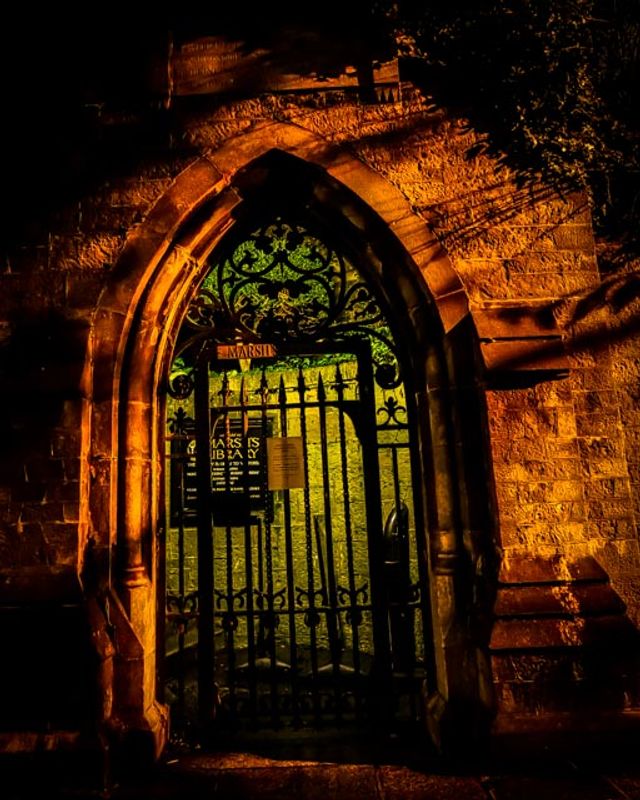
[169, 413, 272, 526]
[266, 437, 305, 490]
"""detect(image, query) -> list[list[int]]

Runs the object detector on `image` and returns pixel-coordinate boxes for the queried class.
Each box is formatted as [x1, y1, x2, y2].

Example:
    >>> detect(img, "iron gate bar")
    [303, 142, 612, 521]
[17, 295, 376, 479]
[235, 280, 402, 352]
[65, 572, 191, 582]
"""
[256, 519, 264, 623]
[333, 364, 363, 721]
[297, 367, 322, 724]
[239, 379, 258, 724]
[194, 363, 216, 728]
[353, 351, 394, 725]
[259, 369, 280, 727]
[317, 373, 343, 721]
[220, 374, 239, 720]
[164, 419, 191, 724]
[176, 431, 187, 720]
[164, 422, 188, 721]
[277, 376, 302, 726]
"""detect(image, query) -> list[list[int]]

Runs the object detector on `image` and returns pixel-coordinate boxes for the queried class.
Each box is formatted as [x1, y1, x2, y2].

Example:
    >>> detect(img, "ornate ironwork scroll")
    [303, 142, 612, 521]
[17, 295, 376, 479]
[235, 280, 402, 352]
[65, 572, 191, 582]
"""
[168, 217, 402, 395]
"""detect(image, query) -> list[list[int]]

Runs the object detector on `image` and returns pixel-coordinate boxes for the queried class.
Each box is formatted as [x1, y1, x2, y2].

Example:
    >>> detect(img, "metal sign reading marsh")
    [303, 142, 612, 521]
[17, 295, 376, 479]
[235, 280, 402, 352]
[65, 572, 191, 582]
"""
[216, 343, 276, 360]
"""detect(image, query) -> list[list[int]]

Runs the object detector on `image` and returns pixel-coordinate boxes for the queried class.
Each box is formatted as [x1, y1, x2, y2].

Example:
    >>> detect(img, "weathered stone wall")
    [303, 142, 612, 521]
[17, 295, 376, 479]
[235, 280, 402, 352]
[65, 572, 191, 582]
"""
[1, 75, 639, 738]
[482, 285, 640, 613]
[187, 95, 629, 630]
[0, 160, 189, 569]
[569, 259, 640, 624]
[0, 91, 617, 567]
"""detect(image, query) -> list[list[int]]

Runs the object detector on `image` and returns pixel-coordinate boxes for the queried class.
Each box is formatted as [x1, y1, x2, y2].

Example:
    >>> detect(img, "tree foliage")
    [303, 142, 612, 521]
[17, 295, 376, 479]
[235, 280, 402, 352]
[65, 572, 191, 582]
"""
[377, 0, 640, 266]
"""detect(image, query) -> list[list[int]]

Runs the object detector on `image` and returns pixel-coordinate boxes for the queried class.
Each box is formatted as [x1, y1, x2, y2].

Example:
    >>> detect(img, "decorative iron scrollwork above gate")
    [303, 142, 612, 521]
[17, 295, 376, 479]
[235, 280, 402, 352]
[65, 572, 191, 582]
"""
[169, 217, 402, 398]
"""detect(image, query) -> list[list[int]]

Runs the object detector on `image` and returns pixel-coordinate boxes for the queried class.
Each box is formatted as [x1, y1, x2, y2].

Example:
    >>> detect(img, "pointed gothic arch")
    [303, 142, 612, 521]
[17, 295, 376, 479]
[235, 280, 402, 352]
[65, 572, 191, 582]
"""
[86, 122, 496, 754]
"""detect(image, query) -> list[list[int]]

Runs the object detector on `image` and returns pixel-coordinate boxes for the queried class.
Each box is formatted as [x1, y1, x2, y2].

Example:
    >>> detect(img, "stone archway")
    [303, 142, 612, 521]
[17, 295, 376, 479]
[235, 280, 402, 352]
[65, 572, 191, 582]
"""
[87, 122, 494, 755]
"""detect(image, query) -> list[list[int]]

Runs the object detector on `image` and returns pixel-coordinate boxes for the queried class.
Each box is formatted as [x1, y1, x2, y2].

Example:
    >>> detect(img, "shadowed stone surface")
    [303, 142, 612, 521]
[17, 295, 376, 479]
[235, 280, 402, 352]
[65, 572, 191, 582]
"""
[4, 747, 640, 799]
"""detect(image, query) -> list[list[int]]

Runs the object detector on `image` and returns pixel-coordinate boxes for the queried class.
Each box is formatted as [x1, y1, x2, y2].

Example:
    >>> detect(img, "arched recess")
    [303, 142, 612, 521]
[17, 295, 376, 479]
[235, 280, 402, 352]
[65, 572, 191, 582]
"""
[87, 122, 497, 756]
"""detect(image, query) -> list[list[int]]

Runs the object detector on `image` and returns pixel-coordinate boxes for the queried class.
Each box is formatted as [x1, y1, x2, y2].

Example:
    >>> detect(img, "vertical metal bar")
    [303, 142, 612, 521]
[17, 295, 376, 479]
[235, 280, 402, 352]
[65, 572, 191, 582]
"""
[260, 369, 279, 728]
[176, 428, 187, 720]
[391, 448, 402, 527]
[240, 378, 257, 724]
[317, 373, 343, 722]
[278, 375, 301, 726]
[334, 365, 362, 702]
[194, 361, 215, 728]
[356, 349, 393, 724]
[298, 366, 321, 724]
[220, 373, 237, 719]
[256, 519, 264, 637]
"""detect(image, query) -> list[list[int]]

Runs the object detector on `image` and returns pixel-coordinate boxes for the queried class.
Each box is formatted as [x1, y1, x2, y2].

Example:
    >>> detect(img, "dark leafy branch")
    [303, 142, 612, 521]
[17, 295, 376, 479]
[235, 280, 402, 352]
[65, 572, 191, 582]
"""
[376, 0, 640, 267]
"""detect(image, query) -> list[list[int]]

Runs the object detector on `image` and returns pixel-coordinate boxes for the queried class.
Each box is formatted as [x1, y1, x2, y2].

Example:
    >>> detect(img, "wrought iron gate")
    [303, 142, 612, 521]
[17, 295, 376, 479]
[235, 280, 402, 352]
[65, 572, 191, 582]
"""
[163, 215, 431, 736]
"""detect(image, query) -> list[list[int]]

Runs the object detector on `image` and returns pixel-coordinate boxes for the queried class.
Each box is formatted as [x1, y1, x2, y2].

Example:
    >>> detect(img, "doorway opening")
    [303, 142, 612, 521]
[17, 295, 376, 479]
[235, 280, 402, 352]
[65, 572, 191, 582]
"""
[162, 209, 433, 742]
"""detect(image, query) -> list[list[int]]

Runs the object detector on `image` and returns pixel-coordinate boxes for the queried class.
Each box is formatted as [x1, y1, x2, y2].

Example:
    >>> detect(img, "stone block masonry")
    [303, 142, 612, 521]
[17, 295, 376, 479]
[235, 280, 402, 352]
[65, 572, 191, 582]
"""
[0, 57, 639, 752]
